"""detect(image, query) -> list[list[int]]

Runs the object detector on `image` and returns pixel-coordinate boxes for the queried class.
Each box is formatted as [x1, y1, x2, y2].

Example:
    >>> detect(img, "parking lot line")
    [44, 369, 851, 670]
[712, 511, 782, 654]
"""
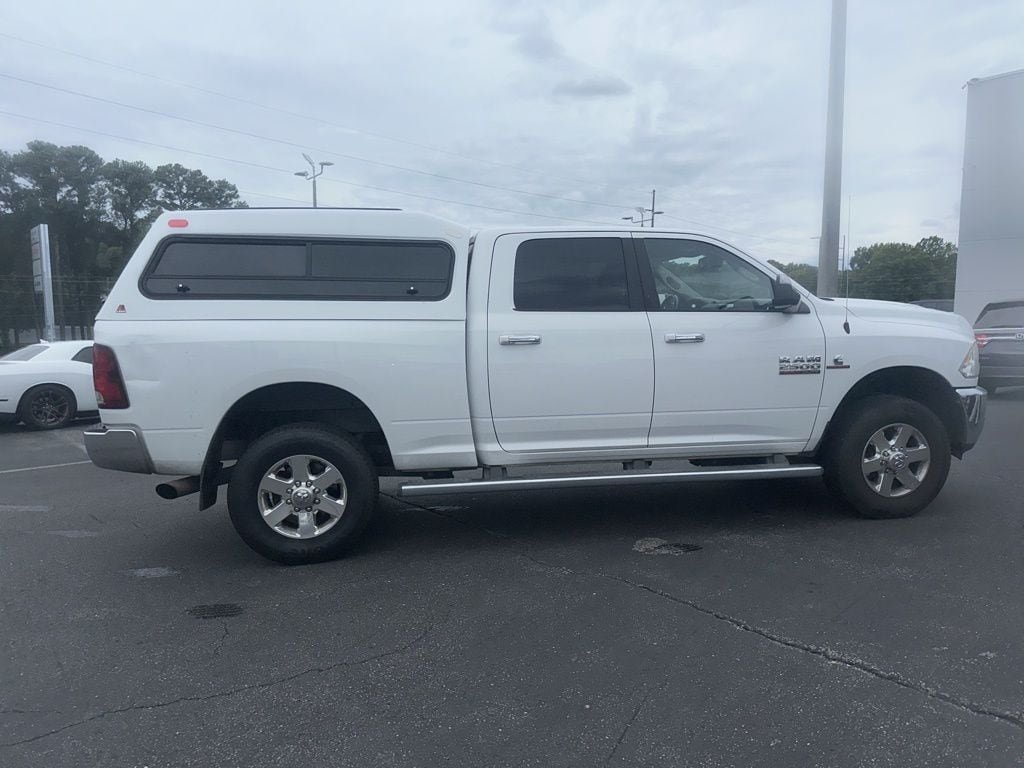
[0, 460, 92, 475]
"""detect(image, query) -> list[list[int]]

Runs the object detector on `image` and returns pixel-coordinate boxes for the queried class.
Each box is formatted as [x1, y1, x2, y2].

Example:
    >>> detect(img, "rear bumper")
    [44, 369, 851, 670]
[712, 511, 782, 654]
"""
[84, 425, 155, 474]
[954, 386, 986, 455]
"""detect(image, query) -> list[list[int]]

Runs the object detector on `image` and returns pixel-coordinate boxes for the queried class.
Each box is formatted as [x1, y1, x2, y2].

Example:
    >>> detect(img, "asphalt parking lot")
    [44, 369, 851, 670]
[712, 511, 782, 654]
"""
[1, 393, 1023, 767]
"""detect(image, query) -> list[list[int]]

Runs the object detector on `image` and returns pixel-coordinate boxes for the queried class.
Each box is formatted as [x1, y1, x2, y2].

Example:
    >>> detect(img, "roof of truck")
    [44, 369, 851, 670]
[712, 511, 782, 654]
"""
[151, 208, 735, 245]
[150, 208, 473, 241]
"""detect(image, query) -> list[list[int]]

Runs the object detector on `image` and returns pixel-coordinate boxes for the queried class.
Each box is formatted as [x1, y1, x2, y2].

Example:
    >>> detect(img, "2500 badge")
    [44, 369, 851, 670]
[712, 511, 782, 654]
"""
[779, 354, 822, 375]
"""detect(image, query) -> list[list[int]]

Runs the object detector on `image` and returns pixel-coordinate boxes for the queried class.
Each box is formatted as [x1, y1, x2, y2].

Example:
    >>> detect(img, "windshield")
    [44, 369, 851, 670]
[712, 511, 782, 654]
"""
[0, 344, 47, 361]
[975, 302, 1024, 328]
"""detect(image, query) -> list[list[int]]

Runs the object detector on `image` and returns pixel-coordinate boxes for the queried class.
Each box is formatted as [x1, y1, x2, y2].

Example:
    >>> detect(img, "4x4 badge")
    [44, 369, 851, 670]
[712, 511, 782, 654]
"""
[827, 354, 850, 369]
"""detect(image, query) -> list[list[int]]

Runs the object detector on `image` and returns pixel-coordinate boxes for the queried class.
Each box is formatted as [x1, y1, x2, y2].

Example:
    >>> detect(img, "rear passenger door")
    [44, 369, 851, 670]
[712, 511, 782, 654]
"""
[486, 233, 654, 452]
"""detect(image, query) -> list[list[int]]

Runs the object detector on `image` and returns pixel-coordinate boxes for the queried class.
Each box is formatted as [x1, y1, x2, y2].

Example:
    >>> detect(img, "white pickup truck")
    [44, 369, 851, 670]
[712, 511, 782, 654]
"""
[85, 209, 986, 564]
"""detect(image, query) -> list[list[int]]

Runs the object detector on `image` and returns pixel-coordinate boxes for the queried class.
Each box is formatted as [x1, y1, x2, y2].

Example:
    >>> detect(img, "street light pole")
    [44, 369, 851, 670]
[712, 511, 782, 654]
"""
[294, 153, 334, 208]
[623, 192, 664, 228]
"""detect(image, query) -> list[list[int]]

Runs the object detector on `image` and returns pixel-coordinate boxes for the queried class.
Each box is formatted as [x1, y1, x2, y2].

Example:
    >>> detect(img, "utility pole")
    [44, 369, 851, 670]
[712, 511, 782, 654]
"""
[294, 153, 334, 208]
[622, 190, 664, 228]
[816, 0, 847, 298]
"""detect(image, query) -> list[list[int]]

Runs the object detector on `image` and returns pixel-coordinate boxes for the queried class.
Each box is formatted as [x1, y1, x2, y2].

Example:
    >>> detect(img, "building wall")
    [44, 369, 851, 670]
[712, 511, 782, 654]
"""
[955, 69, 1024, 325]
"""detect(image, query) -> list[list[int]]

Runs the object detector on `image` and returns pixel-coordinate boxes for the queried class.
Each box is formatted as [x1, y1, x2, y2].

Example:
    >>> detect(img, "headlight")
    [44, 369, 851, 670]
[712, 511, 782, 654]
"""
[960, 342, 980, 379]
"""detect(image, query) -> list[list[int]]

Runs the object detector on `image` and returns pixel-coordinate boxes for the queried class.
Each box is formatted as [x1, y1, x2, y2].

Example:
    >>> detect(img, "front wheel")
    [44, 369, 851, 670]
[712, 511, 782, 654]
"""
[823, 395, 951, 519]
[227, 424, 379, 564]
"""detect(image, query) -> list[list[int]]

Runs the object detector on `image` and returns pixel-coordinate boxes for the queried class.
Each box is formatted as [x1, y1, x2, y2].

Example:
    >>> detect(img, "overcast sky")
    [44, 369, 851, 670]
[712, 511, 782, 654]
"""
[1, 0, 1022, 264]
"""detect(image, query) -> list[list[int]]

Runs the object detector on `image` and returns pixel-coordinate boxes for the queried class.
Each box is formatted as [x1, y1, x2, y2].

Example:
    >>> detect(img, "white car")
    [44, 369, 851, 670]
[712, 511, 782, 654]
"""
[0, 341, 97, 429]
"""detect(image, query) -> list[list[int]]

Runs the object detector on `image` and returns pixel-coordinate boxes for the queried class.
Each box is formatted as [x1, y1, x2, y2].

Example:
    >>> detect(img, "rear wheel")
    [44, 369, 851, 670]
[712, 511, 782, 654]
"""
[823, 395, 951, 519]
[227, 424, 379, 564]
[19, 384, 76, 430]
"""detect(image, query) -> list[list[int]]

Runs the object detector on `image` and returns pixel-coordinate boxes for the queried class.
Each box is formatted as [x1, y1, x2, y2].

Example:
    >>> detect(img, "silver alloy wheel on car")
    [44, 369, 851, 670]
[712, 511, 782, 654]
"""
[257, 454, 348, 539]
[861, 422, 931, 498]
[30, 389, 70, 427]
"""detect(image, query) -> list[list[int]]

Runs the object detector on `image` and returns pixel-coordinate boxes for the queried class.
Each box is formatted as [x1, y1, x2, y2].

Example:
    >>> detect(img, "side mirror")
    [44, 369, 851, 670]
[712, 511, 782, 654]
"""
[771, 277, 802, 311]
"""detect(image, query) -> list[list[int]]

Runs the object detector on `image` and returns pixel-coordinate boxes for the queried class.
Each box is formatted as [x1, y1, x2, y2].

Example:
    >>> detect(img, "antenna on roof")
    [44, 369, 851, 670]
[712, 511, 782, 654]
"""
[843, 195, 851, 334]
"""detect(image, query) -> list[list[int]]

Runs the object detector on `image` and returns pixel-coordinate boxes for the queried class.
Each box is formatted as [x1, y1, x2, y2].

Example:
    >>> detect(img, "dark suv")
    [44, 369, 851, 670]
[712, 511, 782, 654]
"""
[975, 300, 1024, 393]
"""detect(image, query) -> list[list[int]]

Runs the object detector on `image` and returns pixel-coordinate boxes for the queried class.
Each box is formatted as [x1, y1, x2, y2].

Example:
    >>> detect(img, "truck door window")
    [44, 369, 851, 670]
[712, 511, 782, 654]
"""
[514, 237, 630, 311]
[643, 239, 773, 312]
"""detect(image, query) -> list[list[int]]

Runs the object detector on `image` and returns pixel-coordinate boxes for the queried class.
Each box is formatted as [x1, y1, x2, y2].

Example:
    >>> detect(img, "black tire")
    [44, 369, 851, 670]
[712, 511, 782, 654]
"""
[822, 395, 951, 519]
[19, 384, 77, 430]
[227, 423, 379, 564]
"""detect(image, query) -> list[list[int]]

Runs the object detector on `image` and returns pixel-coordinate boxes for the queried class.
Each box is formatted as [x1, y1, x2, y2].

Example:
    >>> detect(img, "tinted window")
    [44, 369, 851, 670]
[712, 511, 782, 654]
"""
[153, 241, 306, 277]
[72, 346, 94, 364]
[975, 302, 1024, 328]
[144, 238, 454, 300]
[1, 344, 46, 361]
[644, 239, 773, 312]
[514, 238, 629, 311]
[310, 241, 453, 298]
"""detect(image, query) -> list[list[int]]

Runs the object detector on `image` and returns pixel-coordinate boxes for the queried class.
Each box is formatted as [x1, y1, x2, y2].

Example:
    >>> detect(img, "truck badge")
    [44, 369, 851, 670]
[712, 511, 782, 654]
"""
[827, 354, 850, 369]
[779, 355, 822, 375]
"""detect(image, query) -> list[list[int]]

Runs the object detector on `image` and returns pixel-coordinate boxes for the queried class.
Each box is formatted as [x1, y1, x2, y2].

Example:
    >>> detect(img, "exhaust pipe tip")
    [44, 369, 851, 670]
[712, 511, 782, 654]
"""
[156, 475, 200, 500]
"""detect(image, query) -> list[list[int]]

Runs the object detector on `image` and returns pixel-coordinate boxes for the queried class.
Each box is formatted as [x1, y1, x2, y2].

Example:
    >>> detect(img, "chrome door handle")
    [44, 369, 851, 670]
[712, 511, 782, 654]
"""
[665, 333, 705, 344]
[499, 334, 542, 345]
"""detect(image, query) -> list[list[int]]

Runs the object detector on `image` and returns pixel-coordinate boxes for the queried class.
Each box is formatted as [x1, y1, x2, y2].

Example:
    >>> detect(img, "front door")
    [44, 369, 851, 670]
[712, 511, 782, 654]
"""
[487, 233, 654, 452]
[635, 235, 826, 453]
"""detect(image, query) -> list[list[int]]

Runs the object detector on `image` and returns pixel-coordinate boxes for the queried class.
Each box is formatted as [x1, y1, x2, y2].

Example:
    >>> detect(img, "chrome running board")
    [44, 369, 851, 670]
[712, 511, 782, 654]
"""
[398, 464, 822, 498]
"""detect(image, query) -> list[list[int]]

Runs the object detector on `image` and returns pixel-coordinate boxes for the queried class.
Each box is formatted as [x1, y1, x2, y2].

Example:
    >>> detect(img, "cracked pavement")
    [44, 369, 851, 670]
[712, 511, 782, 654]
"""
[1, 391, 1023, 767]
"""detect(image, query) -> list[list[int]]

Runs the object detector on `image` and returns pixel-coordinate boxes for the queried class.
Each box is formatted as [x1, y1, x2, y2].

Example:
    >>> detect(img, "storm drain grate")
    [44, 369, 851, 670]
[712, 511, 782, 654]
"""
[187, 603, 243, 619]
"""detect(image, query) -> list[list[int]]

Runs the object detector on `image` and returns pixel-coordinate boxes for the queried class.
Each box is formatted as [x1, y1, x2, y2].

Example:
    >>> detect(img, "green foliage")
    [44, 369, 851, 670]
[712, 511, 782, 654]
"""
[847, 236, 957, 302]
[769, 236, 957, 303]
[0, 141, 247, 350]
[154, 163, 248, 211]
[768, 260, 819, 293]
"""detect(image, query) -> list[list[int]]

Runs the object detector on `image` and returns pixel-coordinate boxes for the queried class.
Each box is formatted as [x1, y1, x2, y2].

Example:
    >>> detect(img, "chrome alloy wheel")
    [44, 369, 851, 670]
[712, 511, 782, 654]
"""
[861, 423, 931, 498]
[257, 454, 348, 539]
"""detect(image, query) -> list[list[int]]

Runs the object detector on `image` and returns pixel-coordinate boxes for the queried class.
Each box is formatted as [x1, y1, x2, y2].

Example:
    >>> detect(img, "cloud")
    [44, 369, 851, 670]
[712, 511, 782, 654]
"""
[514, 22, 563, 61]
[1, 0, 1022, 270]
[551, 75, 632, 100]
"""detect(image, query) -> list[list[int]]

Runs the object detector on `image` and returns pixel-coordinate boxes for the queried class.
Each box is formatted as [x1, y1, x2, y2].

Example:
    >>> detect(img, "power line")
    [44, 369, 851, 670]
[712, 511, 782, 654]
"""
[0, 71, 637, 212]
[0, 110, 614, 225]
[657, 213, 806, 246]
[0, 31, 653, 195]
[0, 72, 803, 245]
[0, 70, 795, 244]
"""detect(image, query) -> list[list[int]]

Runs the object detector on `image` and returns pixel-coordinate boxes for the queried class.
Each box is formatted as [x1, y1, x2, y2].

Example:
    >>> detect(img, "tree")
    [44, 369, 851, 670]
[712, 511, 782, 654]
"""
[848, 238, 957, 302]
[153, 163, 246, 211]
[768, 260, 819, 293]
[0, 141, 250, 351]
[101, 159, 156, 247]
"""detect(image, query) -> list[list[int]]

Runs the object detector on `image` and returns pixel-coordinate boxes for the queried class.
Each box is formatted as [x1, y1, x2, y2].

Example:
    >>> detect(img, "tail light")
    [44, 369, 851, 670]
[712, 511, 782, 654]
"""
[974, 332, 989, 348]
[93, 344, 130, 409]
